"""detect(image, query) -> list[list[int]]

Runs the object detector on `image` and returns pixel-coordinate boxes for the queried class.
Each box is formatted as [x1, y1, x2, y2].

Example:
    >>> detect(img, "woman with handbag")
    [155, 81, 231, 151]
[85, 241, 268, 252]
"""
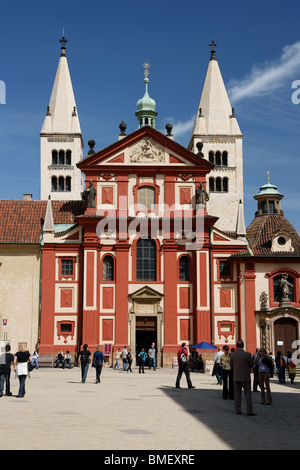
[14, 343, 31, 398]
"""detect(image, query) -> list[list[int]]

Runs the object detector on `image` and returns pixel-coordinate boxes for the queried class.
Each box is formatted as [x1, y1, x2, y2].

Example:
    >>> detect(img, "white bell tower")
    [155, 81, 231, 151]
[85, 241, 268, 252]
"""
[188, 41, 244, 234]
[40, 35, 83, 201]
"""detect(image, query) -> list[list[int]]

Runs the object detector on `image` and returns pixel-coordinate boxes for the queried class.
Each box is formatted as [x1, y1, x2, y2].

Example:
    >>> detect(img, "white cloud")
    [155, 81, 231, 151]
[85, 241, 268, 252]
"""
[228, 42, 300, 103]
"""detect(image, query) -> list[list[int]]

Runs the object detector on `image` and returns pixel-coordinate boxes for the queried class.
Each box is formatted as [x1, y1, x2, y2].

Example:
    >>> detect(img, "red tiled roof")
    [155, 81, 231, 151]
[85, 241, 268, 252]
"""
[0, 200, 84, 244]
[246, 215, 300, 256]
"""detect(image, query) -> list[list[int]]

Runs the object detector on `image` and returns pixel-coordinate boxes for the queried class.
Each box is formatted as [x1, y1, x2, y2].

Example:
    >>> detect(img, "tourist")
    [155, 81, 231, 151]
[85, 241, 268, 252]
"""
[121, 346, 128, 371]
[31, 350, 39, 369]
[148, 342, 156, 371]
[214, 347, 223, 385]
[3, 344, 14, 396]
[78, 344, 92, 383]
[114, 349, 121, 370]
[220, 345, 234, 400]
[54, 350, 64, 368]
[275, 351, 286, 384]
[287, 351, 296, 384]
[63, 351, 72, 369]
[230, 339, 256, 416]
[92, 345, 106, 383]
[138, 348, 147, 373]
[175, 343, 195, 389]
[127, 348, 133, 373]
[14, 343, 32, 398]
[256, 348, 272, 405]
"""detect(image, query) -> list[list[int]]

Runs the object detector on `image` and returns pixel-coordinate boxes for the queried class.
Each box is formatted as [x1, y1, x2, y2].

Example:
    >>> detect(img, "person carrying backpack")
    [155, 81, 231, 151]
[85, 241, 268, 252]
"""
[78, 344, 91, 383]
[175, 343, 195, 389]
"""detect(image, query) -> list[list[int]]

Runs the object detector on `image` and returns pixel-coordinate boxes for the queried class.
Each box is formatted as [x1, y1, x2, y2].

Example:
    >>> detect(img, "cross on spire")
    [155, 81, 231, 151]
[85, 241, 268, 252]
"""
[60, 34, 68, 56]
[209, 40, 217, 60]
[143, 62, 151, 78]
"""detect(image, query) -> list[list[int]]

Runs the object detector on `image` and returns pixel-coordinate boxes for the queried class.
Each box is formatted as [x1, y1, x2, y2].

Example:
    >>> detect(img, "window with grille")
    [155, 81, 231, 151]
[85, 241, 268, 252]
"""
[61, 259, 73, 276]
[137, 186, 155, 210]
[136, 238, 156, 281]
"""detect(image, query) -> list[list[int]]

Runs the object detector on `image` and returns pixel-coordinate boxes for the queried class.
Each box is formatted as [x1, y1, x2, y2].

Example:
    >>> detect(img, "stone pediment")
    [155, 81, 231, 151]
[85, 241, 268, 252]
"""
[78, 126, 214, 170]
[129, 285, 163, 301]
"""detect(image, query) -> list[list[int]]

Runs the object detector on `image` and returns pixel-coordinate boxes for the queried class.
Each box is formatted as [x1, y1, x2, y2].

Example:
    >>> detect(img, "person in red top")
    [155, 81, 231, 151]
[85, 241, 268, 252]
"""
[175, 343, 195, 389]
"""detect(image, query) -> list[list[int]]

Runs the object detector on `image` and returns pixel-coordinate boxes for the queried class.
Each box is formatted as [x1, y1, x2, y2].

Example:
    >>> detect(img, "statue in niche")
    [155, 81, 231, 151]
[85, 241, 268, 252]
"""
[279, 274, 293, 302]
[196, 182, 209, 206]
[259, 291, 268, 311]
[82, 180, 97, 208]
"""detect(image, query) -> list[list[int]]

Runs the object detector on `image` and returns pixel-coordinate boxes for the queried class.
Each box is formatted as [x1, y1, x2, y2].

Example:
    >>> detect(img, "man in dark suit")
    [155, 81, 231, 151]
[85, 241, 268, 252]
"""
[230, 339, 256, 416]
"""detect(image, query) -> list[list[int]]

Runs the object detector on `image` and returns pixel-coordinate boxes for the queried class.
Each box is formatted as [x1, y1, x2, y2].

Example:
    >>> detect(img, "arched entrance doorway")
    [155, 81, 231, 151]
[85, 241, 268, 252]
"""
[274, 317, 298, 356]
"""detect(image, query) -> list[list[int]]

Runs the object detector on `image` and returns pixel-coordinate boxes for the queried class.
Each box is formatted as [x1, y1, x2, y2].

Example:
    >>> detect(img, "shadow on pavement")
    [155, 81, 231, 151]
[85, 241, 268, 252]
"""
[159, 377, 300, 450]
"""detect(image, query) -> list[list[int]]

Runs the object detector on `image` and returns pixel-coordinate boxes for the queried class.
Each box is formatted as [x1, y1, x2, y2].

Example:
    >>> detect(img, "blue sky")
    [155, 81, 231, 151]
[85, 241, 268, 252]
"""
[0, 0, 300, 233]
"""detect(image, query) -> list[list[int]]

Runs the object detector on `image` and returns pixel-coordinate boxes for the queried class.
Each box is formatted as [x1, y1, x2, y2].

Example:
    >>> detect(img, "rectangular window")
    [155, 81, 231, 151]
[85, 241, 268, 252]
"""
[61, 259, 73, 276]
[219, 260, 231, 277]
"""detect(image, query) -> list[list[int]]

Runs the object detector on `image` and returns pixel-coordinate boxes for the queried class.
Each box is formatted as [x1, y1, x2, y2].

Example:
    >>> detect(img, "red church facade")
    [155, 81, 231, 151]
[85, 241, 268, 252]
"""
[38, 126, 252, 365]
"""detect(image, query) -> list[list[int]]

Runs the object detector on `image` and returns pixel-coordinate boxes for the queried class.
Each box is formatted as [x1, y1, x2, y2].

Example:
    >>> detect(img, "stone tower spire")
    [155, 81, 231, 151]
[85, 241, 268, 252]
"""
[40, 35, 83, 201]
[188, 42, 244, 233]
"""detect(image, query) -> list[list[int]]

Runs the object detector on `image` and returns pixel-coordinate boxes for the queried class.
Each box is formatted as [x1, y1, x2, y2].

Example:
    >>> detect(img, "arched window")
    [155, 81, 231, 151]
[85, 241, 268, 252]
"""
[52, 150, 58, 165]
[273, 274, 294, 302]
[216, 177, 222, 192]
[179, 256, 190, 281]
[209, 151, 214, 164]
[59, 176, 64, 192]
[65, 176, 71, 192]
[215, 151, 221, 166]
[222, 151, 228, 166]
[137, 186, 155, 210]
[223, 177, 228, 192]
[66, 150, 72, 165]
[103, 255, 114, 281]
[51, 176, 57, 191]
[209, 177, 215, 192]
[59, 150, 65, 165]
[136, 238, 156, 281]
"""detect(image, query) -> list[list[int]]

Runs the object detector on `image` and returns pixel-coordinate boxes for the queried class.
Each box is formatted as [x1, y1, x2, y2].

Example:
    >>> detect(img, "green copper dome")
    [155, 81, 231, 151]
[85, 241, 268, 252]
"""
[137, 78, 156, 111]
[255, 181, 283, 198]
[135, 65, 158, 128]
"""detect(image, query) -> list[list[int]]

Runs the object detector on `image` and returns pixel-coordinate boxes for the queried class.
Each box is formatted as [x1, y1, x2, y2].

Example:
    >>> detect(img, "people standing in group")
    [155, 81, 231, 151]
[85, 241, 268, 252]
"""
[175, 343, 195, 389]
[114, 349, 121, 370]
[138, 348, 147, 373]
[214, 347, 223, 385]
[287, 351, 296, 384]
[121, 346, 128, 371]
[255, 348, 272, 405]
[230, 339, 256, 416]
[148, 342, 156, 371]
[92, 345, 106, 383]
[275, 351, 287, 384]
[78, 344, 92, 383]
[63, 351, 72, 369]
[220, 345, 234, 400]
[252, 348, 260, 392]
[31, 351, 39, 370]
[13, 343, 32, 398]
[127, 348, 133, 373]
[3, 344, 14, 396]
